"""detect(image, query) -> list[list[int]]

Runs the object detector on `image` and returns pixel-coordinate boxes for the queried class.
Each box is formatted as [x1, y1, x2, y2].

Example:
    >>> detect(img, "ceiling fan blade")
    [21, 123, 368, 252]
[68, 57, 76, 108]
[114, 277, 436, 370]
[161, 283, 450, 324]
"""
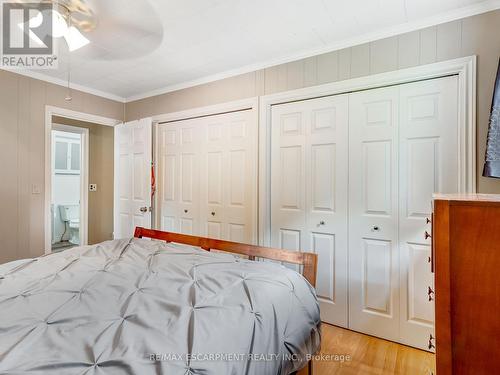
[63, 0, 164, 60]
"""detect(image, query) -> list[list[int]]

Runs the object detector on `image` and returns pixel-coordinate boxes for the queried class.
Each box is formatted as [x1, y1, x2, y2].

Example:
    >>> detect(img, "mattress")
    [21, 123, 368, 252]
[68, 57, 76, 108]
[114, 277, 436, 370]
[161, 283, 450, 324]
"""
[0, 238, 321, 374]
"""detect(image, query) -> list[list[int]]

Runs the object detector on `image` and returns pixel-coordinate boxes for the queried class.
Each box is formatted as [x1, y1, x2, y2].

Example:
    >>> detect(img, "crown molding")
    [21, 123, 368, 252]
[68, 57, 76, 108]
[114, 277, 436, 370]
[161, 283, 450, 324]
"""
[2, 0, 499, 104]
[125, 0, 500, 102]
[0, 67, 126, 103]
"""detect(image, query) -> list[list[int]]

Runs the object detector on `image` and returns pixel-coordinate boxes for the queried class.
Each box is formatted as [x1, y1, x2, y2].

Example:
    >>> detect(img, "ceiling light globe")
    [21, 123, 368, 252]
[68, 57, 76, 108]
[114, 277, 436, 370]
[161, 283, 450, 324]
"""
[52, 10, 68, 38]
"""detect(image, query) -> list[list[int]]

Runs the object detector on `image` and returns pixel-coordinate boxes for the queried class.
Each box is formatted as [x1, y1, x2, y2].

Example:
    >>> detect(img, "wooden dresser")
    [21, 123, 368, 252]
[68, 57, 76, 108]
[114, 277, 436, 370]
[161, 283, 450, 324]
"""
[433, 194, 500, 375]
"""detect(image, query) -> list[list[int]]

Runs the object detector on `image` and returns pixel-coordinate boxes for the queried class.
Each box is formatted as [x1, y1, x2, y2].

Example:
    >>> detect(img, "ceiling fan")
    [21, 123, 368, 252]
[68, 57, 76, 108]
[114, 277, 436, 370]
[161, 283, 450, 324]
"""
[15, 0, 164, 58]
[14, 0, 163, 101]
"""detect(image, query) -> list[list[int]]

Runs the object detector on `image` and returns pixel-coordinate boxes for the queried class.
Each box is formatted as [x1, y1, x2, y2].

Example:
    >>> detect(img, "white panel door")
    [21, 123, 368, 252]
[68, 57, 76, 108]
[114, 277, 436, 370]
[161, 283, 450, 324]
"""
[348, 87, 400, 341]
[203, 117, 225, 239]
[157, 118, 201, 235]
[199, 110, 257, 244]
[157, 110, 257, 243]
[399, 76, 459, 350]
[114, 118, 152, 239]
[271, 95, 349, 327]
[271, 104, 306, 254]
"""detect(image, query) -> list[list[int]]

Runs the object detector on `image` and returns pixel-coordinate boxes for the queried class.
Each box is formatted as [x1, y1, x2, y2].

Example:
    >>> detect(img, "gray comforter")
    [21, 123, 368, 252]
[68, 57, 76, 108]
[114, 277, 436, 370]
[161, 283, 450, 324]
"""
[0, 238, 321, 375]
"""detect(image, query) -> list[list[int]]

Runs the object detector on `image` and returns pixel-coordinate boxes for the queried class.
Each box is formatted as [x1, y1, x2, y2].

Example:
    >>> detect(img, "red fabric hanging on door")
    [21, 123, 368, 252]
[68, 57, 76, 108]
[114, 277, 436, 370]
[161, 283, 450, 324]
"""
[151, 163, 156, 199]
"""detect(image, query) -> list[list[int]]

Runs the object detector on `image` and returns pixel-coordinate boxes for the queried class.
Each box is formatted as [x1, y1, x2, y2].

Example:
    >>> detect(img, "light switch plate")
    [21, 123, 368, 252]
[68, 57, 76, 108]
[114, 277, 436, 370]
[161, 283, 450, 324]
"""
[89, 184, 97, 192]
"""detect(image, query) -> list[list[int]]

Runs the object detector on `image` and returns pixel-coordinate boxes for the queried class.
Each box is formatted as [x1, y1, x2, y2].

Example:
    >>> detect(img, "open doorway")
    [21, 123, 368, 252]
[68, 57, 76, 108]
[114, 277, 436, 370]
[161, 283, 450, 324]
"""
[45, 107, 121, 254]
[51, 125, 88, 252]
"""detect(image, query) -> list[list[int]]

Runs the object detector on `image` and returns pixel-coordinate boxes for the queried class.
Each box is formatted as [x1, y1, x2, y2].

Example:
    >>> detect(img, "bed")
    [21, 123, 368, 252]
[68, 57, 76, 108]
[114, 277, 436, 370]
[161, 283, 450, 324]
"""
[0, 227, 320, 375]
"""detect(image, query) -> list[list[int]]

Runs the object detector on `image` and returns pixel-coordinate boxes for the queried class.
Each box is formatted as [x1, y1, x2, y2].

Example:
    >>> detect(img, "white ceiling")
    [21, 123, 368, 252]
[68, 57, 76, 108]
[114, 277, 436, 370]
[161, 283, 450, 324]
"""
[19, 0, 500, 101]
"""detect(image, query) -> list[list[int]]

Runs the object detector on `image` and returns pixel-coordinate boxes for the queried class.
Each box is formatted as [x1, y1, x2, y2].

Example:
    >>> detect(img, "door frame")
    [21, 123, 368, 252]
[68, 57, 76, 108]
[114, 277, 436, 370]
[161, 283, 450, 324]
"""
[44, 106, 121, 254]
[151, 97, 259, 237]
[258, 55, 476, 246]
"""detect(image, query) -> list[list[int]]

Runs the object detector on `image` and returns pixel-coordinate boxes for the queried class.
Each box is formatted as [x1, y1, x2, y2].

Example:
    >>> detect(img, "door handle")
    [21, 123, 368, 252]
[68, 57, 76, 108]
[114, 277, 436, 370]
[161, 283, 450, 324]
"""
[140, 207, 148, 213]
[371, 225, 381, 232]
[211, 211, 216, 216]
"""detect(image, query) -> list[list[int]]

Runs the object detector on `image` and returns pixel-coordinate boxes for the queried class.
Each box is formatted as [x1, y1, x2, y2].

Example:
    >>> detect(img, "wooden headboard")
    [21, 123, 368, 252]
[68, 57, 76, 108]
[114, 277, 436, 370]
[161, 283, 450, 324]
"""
[134, 227, 318, 287]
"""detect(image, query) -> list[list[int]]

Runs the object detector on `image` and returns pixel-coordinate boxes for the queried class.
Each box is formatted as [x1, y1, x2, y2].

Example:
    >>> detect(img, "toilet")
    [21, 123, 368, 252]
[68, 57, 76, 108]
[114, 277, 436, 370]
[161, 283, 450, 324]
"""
[59, 205, 80, 245]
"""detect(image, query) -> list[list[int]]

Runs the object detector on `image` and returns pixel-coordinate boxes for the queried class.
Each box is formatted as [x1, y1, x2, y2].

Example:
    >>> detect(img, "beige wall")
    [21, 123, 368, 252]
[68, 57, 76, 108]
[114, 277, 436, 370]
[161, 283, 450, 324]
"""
[52, 116, 114, 245]
[0, 71, 123, 263]
[126, 9, 500, 195]
[1, 9, 499, 263]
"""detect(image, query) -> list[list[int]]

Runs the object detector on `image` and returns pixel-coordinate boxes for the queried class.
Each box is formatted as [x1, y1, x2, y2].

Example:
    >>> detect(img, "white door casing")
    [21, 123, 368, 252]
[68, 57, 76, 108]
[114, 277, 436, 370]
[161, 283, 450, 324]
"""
[113, 118, 152, 239]
[348, 86, 400, 341]
[270, 95, 349, 327]
[398, 76, 459, 351]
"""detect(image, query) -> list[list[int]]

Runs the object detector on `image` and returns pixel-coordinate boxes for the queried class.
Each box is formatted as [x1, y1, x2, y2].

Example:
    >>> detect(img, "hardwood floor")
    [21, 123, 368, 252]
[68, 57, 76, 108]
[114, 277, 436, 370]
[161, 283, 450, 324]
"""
[304, 324, 435, 375]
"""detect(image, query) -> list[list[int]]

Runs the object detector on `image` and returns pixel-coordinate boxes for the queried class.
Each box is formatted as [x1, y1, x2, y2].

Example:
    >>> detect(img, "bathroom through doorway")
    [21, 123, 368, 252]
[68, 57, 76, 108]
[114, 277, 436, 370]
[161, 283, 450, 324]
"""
[51, 124, 89, 252]
[46, 108, 119, 254]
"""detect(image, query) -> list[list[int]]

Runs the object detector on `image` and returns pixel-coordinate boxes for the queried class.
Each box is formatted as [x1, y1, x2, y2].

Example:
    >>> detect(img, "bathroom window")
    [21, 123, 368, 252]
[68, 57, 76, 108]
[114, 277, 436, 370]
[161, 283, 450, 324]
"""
[54, 133, 81, 175]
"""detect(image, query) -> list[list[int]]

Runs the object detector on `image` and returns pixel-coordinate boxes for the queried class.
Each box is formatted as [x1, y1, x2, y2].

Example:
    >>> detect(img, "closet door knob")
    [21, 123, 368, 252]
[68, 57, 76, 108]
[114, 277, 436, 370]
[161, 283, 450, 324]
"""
[211, 211, 216, 216]
[139, 207, 148, 213]
[372, 225, 380, 232]
[184, 209, 188, 213]
[425, 231, 431, 240]
[319, 221, 325, 226]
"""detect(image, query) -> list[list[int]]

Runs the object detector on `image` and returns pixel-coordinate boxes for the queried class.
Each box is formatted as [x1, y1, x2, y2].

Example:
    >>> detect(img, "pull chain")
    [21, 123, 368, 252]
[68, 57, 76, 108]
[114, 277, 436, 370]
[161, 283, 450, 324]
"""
[65, 7, 73, 102]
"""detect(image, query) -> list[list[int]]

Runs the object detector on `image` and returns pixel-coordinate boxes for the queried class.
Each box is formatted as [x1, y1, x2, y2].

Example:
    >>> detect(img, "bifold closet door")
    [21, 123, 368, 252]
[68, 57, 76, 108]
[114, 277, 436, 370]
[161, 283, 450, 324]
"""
[398, 75, 458, 351]
[157, 110, 257, 244]
[157, 118, 201, 234]
[270, 95, 349, 327]
[348, 86, 400, 342]
[348, 76, 460, 349]
[199, 110, 257, 244]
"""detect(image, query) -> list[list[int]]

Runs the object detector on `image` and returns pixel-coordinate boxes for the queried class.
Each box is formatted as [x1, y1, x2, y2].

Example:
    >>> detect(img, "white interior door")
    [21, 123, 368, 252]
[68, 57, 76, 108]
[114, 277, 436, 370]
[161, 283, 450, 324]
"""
[270, 95, 349, 327]
[348, 86, 400, 341]
[398, 76, 459, 351]
[199, 110, 257, 243]
[201, 114, 225, 240]
[157, 110, 257, 243]
[114, 118, 152, 239]
[157, 118, 201, 235]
